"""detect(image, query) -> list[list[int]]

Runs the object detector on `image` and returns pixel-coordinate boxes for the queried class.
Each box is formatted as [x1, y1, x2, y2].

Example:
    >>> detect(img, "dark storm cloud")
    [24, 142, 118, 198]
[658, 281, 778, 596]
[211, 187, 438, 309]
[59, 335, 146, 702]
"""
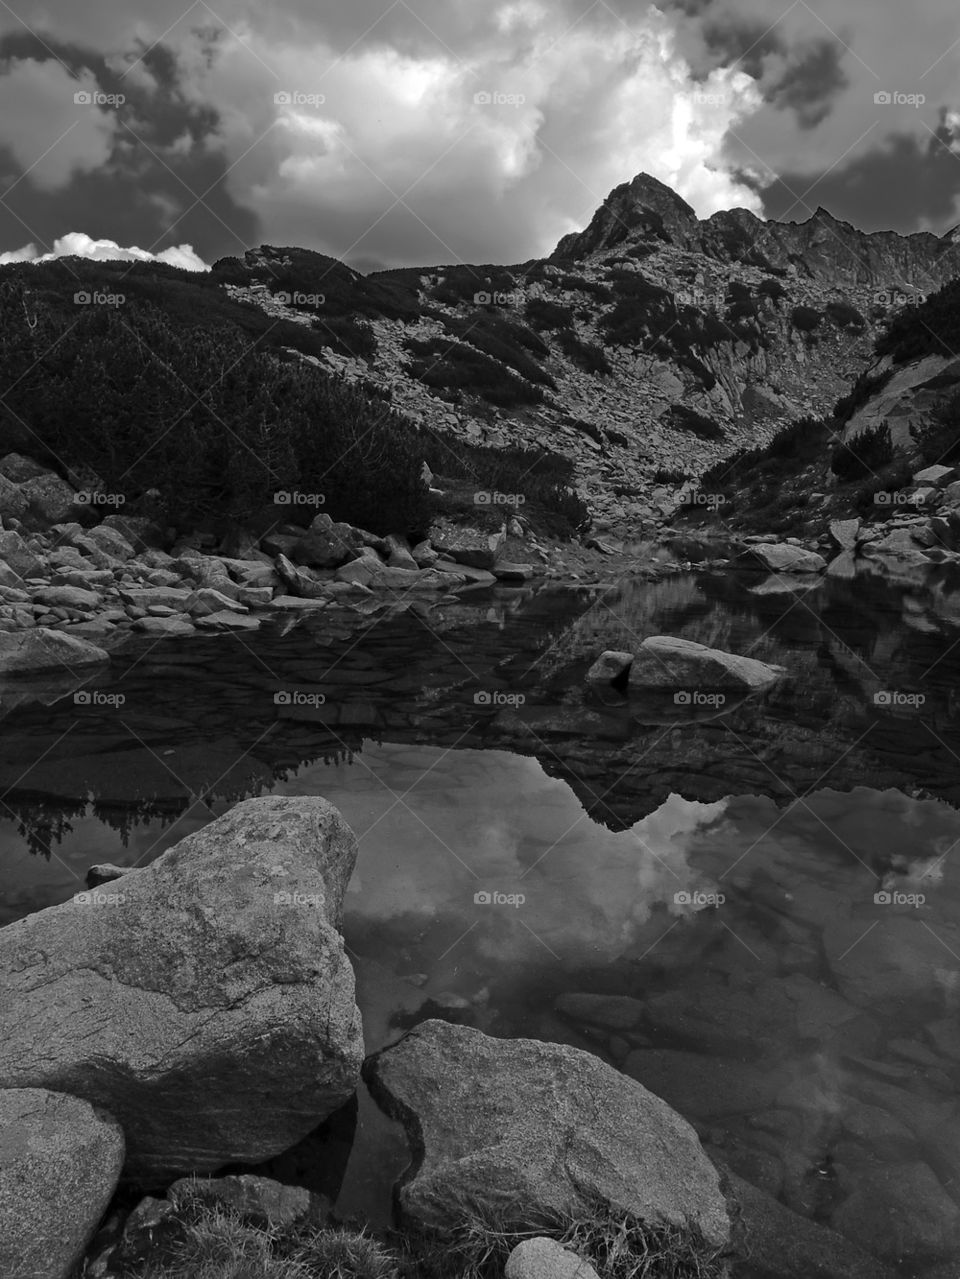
[696, 19, 849, 127]
[0, 33, 259, 262]
[757, 116, 960, 234]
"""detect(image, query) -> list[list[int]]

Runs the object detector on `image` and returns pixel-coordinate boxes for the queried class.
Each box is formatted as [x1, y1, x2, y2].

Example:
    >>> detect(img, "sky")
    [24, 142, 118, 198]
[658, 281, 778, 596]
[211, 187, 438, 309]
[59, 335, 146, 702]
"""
[0, 0, 957, 273]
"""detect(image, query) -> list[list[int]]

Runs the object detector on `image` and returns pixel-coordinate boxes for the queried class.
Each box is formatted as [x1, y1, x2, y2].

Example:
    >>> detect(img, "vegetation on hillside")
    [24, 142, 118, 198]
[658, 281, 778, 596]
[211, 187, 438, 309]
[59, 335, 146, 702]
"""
[875, 279, 960, 363]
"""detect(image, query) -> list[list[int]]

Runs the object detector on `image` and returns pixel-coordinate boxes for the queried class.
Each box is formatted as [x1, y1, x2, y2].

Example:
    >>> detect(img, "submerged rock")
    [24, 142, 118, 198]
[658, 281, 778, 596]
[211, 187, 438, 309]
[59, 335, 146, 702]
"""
[0, 795, 364, 1182]
[627, 635, 784, 692]
[0, 1087, 125, 1279]
[364, 1019, 728, 1247]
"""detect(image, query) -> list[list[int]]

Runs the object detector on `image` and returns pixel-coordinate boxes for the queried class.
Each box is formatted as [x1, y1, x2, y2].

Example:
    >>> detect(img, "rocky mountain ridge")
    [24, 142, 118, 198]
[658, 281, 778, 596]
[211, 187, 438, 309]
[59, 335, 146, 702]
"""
[218, 171, 960, 530]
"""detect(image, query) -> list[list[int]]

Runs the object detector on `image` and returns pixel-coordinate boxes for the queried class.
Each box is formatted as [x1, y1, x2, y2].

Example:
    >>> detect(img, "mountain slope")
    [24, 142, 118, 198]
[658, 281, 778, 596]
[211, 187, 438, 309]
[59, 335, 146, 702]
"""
[215, 174, 960, 529]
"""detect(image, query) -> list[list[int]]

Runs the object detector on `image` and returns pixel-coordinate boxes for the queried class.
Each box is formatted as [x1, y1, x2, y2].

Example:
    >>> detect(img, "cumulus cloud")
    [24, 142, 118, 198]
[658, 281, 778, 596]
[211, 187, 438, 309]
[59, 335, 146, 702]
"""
[0, 232, 209, 270]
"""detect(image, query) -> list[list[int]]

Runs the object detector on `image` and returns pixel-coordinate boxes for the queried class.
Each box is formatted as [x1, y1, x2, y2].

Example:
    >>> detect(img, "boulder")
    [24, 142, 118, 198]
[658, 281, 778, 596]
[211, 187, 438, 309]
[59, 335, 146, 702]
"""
[0, 529, 44, 580]
[830, 1162, 960, 1268]
[335, 560, 443, 590]
[121, 587, 193, 611]
[195, 610, 261, 631]
[913, 464, 955, 487]
[383, 534, 419, 571]
[0, 452, 49, 483]
[186, 588, 248, 617]
[0, 474, 28, 522]
[364, 1019, 728, 1247]
[100, 514, 165, 551]
[0, 796, 364, 1182]
[586, 650, 634, 685]
[34, 585, 102, 612]
[505, 1238, 600, 1279]
[828, 519, 860, 552]
[0, 627, 108, 675]
[431, 525, 505, 570]
[132, 617, 195, 636]
[275, 553, 329, 600]
[85, 525, 136, 560]
[0, 1087, 124, 1279]
[627, 636, 784, 692]
[166, 1173, 328, 1229]
[410, 539, 438, 568]
[21, 472, 79, 525]
[494, 562, 535, 582]
[294, 517, 366, 569]
[743, 543, 827, 573]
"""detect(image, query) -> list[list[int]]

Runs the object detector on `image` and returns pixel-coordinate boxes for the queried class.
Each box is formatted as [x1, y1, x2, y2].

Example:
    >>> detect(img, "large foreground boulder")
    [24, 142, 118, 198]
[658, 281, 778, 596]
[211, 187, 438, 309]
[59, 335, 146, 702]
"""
[627, 636, 784, 692]
[0, 627, 109, 676]
[0, 1087, 124, 1279]
[364, 1019, 729, 1247]
[0, 796, 364, 1183]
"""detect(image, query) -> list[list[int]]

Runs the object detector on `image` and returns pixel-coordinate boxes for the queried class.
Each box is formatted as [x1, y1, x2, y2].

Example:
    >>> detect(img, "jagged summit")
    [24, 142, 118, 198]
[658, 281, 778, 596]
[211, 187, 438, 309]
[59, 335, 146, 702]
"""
[551, 171, 960, 287]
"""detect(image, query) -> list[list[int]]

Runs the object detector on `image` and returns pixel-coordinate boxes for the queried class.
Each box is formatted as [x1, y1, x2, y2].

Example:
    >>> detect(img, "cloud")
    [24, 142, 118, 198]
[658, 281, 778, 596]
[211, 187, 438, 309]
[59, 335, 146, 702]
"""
[0, 59, 115, 191]
[0, 232, 209, 270]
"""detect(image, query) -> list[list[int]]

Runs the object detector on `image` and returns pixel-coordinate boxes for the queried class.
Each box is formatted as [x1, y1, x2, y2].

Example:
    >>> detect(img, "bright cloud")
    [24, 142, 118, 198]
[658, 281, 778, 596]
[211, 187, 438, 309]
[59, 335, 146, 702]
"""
[0, 233, 209, 271]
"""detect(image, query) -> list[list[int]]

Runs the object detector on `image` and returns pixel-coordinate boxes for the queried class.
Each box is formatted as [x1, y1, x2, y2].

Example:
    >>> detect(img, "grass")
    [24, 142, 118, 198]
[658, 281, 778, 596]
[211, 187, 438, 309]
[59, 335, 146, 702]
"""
[106, 1191, 726, 1279]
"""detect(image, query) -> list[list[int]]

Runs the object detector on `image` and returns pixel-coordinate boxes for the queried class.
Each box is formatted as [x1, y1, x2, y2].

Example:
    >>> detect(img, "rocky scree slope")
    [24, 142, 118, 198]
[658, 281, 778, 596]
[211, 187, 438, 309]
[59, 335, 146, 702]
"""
[217, 171, 960, 528]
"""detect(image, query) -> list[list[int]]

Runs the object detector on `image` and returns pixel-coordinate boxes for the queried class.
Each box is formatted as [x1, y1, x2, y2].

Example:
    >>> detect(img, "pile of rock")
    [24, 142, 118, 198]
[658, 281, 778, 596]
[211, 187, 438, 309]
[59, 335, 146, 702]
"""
[0, 452, 539, 672]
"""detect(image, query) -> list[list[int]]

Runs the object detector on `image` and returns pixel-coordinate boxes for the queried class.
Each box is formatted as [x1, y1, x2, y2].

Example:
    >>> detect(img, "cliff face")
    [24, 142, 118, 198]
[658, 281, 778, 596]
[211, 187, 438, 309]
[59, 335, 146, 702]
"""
[220, 173, 960, 531]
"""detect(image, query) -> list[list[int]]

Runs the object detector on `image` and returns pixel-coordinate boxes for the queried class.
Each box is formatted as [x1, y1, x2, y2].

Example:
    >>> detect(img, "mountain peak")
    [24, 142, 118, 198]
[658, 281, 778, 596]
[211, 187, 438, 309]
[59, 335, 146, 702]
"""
[550, 170, 699, 261]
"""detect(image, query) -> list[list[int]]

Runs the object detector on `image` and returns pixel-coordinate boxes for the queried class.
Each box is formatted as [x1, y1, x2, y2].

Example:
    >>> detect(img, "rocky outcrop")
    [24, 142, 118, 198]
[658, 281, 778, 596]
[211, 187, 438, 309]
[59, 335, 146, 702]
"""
[0, 1087, 125, 1279]
[626, 635, 784, 692]
[0, 796, 363, 1182]
[363, 1019, 729, 1247]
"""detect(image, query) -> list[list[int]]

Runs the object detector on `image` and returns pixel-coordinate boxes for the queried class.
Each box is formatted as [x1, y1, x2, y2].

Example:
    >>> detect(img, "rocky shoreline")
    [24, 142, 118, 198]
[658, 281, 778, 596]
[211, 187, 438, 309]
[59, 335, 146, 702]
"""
[0, 793, 899, 1279]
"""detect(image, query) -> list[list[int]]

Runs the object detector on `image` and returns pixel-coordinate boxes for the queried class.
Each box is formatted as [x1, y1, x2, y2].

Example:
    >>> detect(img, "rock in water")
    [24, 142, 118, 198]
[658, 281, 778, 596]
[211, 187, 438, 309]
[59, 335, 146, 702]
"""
[0, 796, 364, 1183]
[743, 543, 827, 573]
[627, 635, 784, 692]
[0, 627, 109, 676]
[0, 1087, 125, 1279]
[364, 1019, 729, 1247]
